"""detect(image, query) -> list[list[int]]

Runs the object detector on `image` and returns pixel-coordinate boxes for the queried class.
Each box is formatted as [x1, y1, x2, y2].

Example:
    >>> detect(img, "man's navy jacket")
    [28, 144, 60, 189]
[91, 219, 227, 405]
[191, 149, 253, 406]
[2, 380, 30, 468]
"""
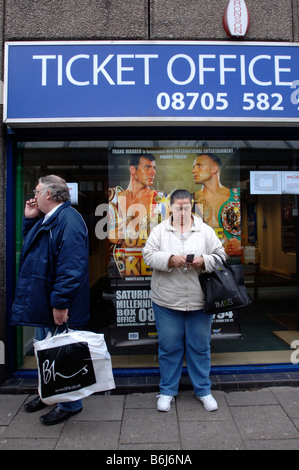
[11, 201, 90, 328]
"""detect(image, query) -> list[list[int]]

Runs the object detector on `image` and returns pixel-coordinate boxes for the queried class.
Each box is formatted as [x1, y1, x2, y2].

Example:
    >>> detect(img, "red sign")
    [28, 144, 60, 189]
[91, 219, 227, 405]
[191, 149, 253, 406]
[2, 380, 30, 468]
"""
[223, 0, 250, 38]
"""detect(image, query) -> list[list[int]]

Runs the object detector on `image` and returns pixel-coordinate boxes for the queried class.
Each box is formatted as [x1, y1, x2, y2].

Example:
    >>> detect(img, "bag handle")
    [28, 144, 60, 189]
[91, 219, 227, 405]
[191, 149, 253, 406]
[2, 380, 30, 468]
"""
[210, 253, 228, 270]
[51, 321, 69, 337]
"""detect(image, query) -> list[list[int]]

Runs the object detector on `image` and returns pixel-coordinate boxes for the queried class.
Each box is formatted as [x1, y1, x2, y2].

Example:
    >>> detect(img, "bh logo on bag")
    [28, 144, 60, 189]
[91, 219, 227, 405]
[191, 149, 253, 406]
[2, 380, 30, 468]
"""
[37, 341, 96, 398]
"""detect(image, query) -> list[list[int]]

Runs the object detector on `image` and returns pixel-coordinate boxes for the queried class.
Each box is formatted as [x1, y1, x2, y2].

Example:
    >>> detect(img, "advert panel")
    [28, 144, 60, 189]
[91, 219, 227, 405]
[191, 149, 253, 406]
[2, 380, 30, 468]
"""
[104, 147, 242, 348]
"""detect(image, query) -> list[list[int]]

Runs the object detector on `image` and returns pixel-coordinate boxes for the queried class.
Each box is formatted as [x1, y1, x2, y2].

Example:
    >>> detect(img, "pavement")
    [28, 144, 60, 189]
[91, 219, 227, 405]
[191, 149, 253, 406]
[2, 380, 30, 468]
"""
[1, 386, 299, 451]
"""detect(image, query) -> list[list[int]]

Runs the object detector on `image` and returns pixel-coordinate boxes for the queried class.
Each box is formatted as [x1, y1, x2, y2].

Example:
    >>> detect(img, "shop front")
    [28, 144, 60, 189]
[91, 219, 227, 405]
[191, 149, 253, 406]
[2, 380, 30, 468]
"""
[4, 40, 299, 380]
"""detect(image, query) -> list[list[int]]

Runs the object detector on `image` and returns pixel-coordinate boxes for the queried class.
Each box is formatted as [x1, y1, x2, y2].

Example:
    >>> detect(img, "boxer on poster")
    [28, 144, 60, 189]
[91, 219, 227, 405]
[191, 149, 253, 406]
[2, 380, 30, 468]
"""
[192, 153, 241, 258]
[108, 153, 169, 277]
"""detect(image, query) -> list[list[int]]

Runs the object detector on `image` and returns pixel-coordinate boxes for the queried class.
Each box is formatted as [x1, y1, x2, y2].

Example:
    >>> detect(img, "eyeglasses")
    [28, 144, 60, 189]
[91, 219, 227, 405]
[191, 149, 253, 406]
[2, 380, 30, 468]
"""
[172, 205, 192, 212]
[33, 189, 45, 195]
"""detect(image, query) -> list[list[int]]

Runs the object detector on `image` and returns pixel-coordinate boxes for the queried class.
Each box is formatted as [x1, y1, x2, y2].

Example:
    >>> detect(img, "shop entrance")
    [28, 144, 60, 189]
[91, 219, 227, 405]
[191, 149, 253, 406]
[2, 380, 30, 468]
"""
[11, 138, 299, 373]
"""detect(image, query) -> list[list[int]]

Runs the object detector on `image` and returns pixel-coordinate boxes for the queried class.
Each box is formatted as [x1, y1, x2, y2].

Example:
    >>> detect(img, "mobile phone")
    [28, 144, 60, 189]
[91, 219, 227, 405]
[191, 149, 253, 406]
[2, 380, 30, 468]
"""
[186, 254, 194, 263]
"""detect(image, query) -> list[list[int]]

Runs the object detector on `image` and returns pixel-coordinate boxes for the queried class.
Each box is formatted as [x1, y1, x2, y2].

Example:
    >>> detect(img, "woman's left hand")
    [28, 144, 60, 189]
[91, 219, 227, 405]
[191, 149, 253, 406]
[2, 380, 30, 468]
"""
[190, 256, 205, 269]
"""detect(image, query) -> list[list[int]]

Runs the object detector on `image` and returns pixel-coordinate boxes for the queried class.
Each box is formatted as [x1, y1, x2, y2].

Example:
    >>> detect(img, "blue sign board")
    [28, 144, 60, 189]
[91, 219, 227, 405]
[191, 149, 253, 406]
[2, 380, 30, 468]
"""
[4, 41, 299, 125]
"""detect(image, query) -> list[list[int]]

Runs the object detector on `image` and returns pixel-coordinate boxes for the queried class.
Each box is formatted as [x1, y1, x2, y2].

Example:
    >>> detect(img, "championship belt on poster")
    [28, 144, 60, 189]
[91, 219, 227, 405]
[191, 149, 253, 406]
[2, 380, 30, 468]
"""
[112, 246, 152, 279]
[221, 201, 241, 237]
[220, 188, 241, 238]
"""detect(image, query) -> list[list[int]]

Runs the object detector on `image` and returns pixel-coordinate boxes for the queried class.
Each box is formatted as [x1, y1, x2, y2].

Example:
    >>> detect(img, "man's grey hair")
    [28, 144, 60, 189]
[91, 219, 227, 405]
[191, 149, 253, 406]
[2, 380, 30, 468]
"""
[38, 175, 70, 202]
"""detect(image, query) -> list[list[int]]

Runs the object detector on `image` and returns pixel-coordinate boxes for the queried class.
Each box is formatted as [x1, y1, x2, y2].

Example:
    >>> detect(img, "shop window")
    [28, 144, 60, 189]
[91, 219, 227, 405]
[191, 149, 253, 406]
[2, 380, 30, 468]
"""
[14, 139, 299, 371]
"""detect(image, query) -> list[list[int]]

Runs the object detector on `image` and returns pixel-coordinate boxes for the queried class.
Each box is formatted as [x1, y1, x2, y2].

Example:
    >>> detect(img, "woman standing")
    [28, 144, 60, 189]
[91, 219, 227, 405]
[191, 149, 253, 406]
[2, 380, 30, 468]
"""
[143, 189, 226, 412]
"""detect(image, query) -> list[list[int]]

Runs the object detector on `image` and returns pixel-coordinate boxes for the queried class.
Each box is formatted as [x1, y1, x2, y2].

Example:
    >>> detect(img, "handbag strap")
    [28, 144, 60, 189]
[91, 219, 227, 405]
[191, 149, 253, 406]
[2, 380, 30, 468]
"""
[211, 253, 228, 269]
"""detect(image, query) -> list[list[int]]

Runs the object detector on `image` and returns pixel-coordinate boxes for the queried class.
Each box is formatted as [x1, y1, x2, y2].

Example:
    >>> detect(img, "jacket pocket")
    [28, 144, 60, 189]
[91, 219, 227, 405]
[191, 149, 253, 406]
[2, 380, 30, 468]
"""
[31, 256, 53, 281]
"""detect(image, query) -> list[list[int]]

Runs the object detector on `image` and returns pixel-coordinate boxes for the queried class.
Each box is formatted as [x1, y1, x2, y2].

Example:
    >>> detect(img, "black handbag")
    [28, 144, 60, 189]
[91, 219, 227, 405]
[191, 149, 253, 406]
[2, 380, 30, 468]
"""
[199, 256, 251, 315]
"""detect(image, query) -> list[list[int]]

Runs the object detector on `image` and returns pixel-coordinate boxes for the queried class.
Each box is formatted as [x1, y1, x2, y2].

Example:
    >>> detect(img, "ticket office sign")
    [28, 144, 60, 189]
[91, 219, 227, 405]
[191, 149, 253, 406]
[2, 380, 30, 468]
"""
[4, 41, 299, 124]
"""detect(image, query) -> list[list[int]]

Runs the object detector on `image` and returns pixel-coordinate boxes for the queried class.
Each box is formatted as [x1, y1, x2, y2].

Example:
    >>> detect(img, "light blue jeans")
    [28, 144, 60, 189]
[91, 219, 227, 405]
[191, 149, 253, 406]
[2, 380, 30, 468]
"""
[35, 327, 83, 412]
[153, 302, 213, 398]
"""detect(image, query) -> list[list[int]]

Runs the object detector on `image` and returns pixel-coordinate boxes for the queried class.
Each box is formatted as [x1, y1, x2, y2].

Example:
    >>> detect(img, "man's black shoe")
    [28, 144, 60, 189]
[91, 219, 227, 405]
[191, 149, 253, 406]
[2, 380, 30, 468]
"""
[40, 406, 82, 425]
[24, 396, 47, 413]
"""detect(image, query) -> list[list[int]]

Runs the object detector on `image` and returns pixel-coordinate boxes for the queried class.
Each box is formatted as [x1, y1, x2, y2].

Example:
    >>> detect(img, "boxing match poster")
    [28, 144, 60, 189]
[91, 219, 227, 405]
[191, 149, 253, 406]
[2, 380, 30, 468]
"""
[107, 147, 242, 347]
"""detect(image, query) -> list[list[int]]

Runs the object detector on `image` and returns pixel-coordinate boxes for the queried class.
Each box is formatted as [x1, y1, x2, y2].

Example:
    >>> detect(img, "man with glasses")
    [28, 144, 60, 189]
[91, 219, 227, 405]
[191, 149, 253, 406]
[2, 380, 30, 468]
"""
[11, 175, 90, 425]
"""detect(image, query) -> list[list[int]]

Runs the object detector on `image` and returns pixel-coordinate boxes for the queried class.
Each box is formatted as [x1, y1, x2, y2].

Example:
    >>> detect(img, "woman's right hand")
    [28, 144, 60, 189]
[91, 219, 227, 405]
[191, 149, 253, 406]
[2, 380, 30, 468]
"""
[168, 255, 186, 268]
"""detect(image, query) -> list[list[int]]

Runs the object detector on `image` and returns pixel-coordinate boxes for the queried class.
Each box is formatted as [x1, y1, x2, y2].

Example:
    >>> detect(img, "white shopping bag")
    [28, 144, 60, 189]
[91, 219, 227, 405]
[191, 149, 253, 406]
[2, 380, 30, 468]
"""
[34, 329, 115, 405]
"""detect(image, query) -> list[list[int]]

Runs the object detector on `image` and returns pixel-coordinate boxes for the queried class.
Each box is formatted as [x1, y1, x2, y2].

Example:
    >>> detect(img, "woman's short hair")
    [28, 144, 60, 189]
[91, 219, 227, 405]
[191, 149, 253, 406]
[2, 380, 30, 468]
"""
[170, 189, 193, 205]
[38, 175, 70, 202]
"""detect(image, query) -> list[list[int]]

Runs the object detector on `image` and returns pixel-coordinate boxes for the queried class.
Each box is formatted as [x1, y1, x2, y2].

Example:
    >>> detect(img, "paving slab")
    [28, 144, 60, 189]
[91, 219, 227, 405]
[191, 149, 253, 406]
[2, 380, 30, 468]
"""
[230, 404, 299, 440]
[224, 388, 278, 406]
[120, 407, 179, 445]
[1, 396, 64, 439]
[176, 390, 232, 422]
[244, 438, 299, 450]
[179, 419, 245, 450]
[271, 386, 299, 419]
[74, 394, 125, 421]
[0, 395, 28, 425]
[0, 437, 57, 450]
[118, 442, 182, 450]
[124, 392, 157, 409]
[56, 421, 122, 450]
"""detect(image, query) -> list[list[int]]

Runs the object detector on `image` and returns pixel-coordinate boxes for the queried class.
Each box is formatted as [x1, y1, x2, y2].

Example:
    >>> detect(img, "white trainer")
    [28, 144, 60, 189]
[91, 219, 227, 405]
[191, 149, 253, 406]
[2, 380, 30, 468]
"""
[197, 394, 218, 411]
[157, 394, 175, 412]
